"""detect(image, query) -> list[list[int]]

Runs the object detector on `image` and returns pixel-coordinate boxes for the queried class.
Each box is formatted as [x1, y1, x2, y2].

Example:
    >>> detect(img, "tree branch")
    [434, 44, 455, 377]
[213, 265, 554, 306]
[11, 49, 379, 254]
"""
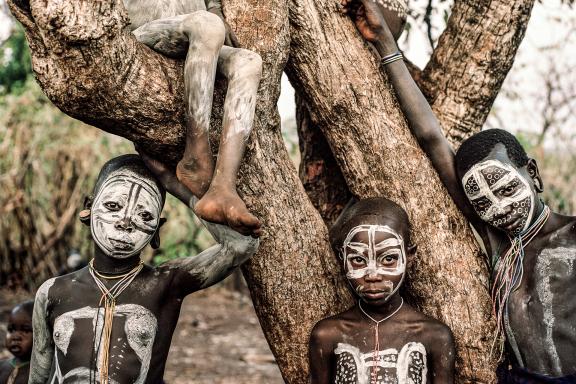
[419, 0, 536, 145]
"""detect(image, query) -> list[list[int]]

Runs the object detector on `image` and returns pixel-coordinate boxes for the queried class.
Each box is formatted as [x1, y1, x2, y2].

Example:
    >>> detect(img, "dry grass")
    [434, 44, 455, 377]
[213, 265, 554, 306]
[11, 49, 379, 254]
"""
[0, 80, 211, 289]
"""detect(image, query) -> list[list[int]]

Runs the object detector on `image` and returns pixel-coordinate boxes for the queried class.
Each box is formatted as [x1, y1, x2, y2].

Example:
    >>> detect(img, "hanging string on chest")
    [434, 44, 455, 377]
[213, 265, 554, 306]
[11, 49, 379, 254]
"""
[88, 259, 144, 384]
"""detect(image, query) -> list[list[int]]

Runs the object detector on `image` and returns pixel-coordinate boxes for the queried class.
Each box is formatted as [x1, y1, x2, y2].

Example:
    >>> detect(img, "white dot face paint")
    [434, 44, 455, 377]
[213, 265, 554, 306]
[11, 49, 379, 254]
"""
[462, 159, 535, 235]
[90, 169, 162, 258]
[342, 225, 406, 302]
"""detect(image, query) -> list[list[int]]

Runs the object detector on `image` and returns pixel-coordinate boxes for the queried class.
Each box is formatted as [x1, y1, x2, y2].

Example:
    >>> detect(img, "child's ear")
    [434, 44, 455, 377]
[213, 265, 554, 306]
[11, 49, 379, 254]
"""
[527, 158, 543, 193]
[150, 218, 167, 249]
[79, 195, 94, 226]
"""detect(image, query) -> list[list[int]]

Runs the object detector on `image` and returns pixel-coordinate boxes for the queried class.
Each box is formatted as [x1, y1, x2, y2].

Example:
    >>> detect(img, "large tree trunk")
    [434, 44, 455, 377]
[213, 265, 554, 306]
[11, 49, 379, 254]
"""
[8, 0, 534, 382]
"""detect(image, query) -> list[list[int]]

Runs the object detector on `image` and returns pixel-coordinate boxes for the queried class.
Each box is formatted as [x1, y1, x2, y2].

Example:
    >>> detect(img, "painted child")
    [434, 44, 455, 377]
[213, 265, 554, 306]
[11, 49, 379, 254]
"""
[0, 301, 33, 384]
[343, 0, 576, 380]
[309, 198, 455, 384]
[124, 0, 262, 236]
[29, 154, 259, 384]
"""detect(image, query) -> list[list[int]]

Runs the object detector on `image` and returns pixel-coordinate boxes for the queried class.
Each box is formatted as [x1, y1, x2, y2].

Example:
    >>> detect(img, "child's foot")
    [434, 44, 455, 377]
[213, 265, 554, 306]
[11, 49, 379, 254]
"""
[194, 186, 262, 237]
[176, 158, 214, 198]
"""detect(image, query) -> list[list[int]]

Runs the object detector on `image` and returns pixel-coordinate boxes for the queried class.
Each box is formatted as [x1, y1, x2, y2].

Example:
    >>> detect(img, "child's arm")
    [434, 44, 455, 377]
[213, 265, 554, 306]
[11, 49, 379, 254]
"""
[430, 324, 456, 383]
[29, 279, 56, 384]
[309, 322, 333, 384]
[342, 0, 484, 231]
[138, 151, 259, 297]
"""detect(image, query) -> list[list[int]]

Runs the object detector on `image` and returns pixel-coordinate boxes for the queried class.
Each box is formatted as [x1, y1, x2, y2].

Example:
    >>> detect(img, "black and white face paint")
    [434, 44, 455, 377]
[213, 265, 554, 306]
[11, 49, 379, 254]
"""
[462, 160, 535, 235]
[342, 224, 406, 301]
[91, 169, 162, 258]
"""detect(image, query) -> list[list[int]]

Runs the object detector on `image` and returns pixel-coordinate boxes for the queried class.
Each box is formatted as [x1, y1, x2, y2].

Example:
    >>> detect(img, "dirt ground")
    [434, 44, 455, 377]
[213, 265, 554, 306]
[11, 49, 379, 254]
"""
[0, 285, 284, 383]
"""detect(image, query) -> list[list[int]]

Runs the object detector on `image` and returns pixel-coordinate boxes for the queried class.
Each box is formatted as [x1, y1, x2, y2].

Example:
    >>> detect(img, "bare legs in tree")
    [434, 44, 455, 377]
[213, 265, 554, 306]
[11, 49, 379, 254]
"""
[133, 11, 262, 235]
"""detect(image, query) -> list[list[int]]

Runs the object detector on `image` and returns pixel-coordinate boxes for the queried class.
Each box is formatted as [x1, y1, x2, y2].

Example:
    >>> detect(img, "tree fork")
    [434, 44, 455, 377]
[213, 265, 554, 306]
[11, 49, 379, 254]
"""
[296, 91, 352, 226]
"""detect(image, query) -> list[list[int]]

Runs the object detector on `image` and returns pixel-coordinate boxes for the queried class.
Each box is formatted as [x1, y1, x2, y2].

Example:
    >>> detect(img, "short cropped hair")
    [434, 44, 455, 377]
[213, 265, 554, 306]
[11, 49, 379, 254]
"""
[13, 300, 34, 317]
[93, 154, 166, 206]
[455, 129, 529, 177]
[329, 197, 411, 257]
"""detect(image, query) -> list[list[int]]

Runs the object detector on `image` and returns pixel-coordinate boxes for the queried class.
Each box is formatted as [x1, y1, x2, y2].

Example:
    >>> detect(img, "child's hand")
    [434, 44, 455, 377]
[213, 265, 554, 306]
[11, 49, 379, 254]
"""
[341, 0, 391, 43]
[136, 146, 173, 184]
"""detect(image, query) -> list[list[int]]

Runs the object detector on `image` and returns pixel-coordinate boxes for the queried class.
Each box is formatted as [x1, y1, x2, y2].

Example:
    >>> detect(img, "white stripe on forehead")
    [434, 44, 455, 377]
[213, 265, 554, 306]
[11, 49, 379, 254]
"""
[343, 224, 406, 279]
[95, 169, 162, 208]
[343, 224, 404, 247]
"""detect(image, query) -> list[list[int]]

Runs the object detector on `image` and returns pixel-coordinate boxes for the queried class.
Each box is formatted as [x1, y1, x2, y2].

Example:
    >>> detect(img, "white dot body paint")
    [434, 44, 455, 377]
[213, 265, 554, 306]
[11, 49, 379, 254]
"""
[91, 169, 162, 258]
[334, 342, 427, 384]
[462, 159, 535, 235]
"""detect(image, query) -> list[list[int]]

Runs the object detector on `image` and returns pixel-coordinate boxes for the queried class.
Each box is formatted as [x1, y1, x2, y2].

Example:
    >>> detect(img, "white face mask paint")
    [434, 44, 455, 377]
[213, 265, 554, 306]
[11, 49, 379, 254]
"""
[342, 224, 406, 280]
[91, 169, 162, 258]
[462, 159, 535, 235]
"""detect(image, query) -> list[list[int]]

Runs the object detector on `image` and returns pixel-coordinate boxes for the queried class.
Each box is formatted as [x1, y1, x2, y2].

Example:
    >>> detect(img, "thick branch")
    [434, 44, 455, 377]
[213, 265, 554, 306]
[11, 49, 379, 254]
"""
[420, 0, 536, 145]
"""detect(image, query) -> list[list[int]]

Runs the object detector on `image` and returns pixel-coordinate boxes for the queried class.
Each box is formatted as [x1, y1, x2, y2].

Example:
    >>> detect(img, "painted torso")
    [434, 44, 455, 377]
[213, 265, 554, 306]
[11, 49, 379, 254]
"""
[39, 265, 191, 384]
[122, 0, 207, 30]
[334, 342, 426, 384]
[497, 220, 576, 375]
[318, 306, 443, 384]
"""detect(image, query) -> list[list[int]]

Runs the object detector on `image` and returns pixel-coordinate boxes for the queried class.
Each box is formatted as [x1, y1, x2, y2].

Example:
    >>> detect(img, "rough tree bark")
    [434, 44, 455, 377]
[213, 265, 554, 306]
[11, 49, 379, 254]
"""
[296, 92, 352, 225]
[419, 0, 536, 145]
[8, 0, 535, 382]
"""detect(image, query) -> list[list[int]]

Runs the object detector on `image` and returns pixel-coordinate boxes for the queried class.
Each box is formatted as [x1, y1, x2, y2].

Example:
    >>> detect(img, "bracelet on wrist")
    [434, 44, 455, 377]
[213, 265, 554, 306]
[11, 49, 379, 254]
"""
[380, 51, 403, 67]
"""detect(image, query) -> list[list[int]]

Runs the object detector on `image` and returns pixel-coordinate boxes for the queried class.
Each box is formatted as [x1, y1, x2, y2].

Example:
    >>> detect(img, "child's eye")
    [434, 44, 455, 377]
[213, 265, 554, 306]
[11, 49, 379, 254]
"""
[473, 199, 490, 210]
[350, 256, 366, 266]
[138, 211, 153, 221]
[104, 201, 122, 211]
[498, 184, 517, 197]
[378, 254, 398, 265]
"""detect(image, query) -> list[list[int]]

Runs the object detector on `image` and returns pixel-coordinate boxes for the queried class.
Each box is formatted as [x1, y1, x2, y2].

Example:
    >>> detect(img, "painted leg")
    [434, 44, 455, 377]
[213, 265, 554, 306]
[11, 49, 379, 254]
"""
[194, 46, 262, 236]
[133, 12, 225, 198]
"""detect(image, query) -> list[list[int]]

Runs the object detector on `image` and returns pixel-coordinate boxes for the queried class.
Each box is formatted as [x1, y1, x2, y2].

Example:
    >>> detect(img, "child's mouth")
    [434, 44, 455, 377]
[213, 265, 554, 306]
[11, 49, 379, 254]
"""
[8, 344, 22, 354]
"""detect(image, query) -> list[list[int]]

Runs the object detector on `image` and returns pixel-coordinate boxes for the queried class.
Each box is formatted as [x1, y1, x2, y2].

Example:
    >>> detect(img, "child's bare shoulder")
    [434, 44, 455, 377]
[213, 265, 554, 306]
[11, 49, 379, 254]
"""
[403, 306, 454, 346]
[36, 267, 91, 300]
[310, 307, 357, 344]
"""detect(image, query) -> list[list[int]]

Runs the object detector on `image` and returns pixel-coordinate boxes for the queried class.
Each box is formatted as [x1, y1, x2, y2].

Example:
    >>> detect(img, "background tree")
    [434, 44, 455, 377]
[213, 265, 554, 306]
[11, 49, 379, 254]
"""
[5, 0, 547, 381]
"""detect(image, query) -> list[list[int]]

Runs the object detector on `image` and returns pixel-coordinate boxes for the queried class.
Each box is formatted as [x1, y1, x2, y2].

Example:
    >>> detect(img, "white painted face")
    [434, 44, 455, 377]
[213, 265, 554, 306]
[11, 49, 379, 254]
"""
[462, 159, 535, 235]
[90, 169, 162, 258]
[342, 224, 406, 280]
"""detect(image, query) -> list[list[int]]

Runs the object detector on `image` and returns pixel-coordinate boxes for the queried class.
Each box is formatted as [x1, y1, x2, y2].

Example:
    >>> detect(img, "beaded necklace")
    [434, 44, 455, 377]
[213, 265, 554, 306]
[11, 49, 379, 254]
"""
[491, 206, 550, 352]
[359, 298, 404, 384]
[88, 259, 143, 384]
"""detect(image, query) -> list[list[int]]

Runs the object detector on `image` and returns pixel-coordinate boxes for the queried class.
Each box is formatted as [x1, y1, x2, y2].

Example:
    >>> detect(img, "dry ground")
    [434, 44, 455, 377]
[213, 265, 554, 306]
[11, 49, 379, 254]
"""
[0, 285, 284, 383]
